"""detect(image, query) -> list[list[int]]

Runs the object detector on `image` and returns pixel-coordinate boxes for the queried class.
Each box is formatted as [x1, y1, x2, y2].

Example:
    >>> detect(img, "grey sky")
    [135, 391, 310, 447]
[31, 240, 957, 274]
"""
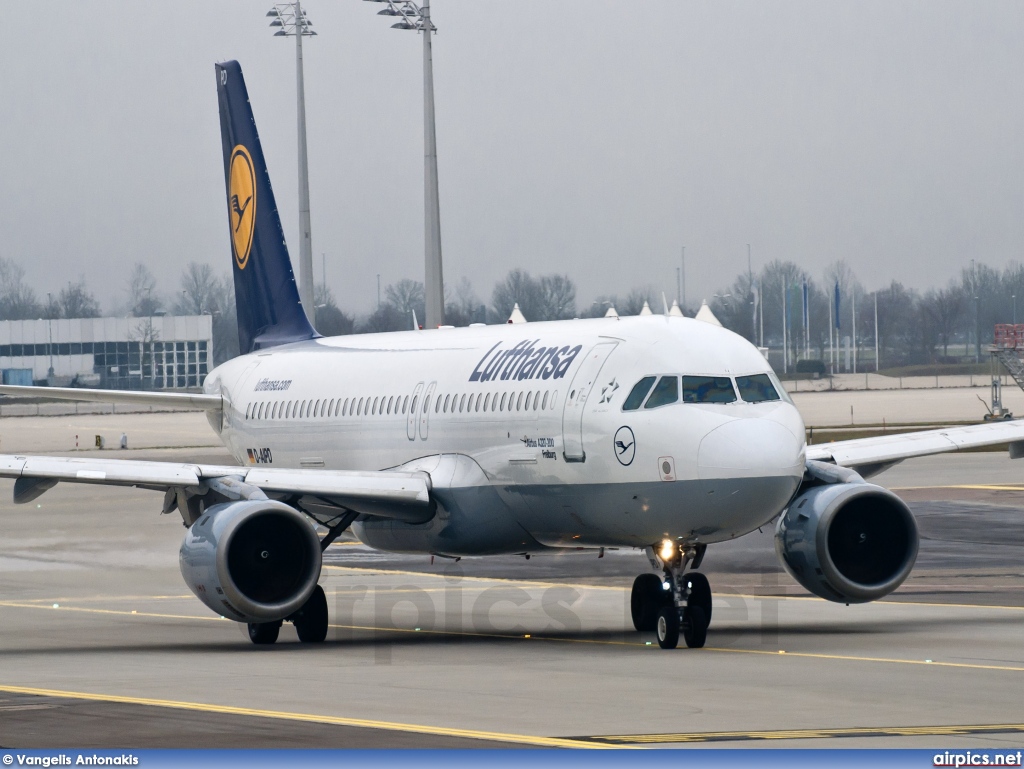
[1, 1, 1022, 316]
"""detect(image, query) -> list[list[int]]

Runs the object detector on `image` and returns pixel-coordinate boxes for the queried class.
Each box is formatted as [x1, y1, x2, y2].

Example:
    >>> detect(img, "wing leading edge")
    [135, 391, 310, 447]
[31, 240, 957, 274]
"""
[805, 420, 1024, 476]
[0, 454, 432, 523]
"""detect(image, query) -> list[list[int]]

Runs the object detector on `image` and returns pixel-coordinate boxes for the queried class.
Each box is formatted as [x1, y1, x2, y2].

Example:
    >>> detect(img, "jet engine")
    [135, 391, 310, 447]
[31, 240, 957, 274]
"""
[774, 480, 918, 604]
[179, 499, 322, 623]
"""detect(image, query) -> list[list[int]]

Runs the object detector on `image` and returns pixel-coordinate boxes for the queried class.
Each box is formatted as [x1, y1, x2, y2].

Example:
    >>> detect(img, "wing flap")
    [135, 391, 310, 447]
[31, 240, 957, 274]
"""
[806, 421, 1024, 468]
[244, 467, 432, 517]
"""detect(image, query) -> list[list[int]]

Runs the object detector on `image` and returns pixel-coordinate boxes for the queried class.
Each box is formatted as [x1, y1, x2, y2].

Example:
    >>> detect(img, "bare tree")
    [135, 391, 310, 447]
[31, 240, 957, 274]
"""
[620, 286, 655, 316]
[384, 279, 425, 320]
[922, 286, 964, 358]
[126, 263, 161, 317]
[444, 277, 481, 326]
[492, 269, 543, 321]
[175, 262, 219, 315]
[0, 257, 41, 320]
[211, 274, 240, 365]
[538, 274, 577, 320]
[55, 280, 101, 319]
[313, 283, 354, 337]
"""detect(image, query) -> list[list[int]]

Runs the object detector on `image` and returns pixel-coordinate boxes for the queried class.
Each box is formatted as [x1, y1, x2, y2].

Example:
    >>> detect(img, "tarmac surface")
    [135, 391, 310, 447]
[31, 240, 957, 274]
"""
[1, 406, 1023, 749]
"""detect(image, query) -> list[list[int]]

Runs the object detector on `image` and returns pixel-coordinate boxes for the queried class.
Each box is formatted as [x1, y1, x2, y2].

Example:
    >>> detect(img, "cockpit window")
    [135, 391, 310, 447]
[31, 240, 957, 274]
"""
[682, 376, 737, 404]
[622, 376, 656, 411]
[644, 376, 679, 409]
[735, 373, 780, 403]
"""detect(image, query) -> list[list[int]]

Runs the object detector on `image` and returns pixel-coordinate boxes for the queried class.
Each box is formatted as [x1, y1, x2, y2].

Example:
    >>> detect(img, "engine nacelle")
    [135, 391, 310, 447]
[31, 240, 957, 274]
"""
[774, 481, 919, 604]
[179, 499, 322, 623]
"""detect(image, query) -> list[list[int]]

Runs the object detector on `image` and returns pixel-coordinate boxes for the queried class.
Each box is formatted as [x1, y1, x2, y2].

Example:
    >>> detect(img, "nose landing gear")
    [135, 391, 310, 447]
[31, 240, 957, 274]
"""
[632, 542, 711, 649]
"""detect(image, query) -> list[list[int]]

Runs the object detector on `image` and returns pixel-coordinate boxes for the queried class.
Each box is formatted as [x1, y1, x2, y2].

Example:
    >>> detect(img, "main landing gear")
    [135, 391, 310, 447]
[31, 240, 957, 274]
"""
[630, 542, 711, 649]
[247, 584, 329, 645]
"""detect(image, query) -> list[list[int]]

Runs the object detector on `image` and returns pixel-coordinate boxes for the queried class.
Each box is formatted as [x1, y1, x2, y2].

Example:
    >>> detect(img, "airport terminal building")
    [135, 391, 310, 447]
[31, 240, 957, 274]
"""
[0, 315, 213, 390]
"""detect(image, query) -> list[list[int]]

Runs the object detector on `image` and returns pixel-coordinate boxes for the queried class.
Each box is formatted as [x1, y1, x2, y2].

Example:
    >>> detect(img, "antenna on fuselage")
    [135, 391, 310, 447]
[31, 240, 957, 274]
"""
[412, 309, 421, 331]
[662, 292, 670, 316]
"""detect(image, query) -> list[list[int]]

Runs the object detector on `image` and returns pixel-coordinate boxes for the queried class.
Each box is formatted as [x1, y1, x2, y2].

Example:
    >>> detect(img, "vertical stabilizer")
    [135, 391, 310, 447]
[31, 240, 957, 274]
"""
[215, 61, 318, 353]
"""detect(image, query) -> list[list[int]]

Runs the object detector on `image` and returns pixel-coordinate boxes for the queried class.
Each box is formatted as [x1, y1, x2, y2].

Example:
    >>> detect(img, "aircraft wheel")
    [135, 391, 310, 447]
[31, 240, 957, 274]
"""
[684, 571, 712, 623]
[682, 605, 708, 649]
[656, 605, 680, 649]
[631, 573, 669, 632]
[248, 620, 282, 645]
[294, 585, 329, 643]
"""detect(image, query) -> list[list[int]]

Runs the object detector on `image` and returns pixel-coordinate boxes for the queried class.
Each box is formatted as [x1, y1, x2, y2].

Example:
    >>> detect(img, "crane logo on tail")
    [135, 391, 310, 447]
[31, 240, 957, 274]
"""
[228, 145, 257, 270]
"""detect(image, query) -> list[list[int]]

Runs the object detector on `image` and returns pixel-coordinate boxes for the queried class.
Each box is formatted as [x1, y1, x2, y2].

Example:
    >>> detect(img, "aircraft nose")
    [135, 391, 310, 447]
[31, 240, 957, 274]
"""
[697, 418, 804, 478]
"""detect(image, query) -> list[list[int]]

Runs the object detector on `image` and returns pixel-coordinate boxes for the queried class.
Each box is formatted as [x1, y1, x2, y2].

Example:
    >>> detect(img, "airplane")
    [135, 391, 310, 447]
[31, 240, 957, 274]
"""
[3, 60, 1023, 650]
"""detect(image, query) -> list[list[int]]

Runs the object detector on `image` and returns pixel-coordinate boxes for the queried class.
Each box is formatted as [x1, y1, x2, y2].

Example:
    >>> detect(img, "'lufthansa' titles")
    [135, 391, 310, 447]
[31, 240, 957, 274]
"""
[469, 340, 582, 383]
[253, 378, 292, 392]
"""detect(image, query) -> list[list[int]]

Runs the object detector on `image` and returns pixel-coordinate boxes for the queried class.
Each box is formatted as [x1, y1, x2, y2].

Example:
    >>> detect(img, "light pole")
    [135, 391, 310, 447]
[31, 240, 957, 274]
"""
[364, 0, 444, 327]
[46, 292, 54, 379]
[268, 3, 318, 325]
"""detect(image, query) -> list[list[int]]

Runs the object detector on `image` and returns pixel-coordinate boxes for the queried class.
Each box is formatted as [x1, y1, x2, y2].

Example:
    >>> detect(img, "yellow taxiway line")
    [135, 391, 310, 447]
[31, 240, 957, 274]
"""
[0, 684, 612, 749]
[579, 722, 1024, 744]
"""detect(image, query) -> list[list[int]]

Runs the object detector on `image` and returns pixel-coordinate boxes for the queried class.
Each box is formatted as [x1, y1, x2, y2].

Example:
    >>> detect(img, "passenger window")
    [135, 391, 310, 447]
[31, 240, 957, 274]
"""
[525, 392, 532, 410]
[623, 376, 657, 410]
[484, 393, 491, 411]
[644, 376, 679, 409]
[258, 402, 265, 420]
[444, 394, 450, 413]
[551, 390, 558, 409]
[682, 376, 737, 404]
[735, 374, 780, 403]
[356, 397, 363, 416]
[500, 393, 508, 411]
[459, 394, 466, 412]
[542, 392, 548, 410]
[517, 392, 524, 411]
[402, 395, 409, 414]
[423, 395, 431, 413]
[246, 403, 251, 420]
[410, 395, 418, 414]
[388, 396, 394, 414]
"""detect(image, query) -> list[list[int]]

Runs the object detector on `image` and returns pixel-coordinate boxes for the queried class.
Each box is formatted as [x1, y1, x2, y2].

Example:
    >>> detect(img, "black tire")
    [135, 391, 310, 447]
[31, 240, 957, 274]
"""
[656, 605, 680, 649]
[682, 605, 708, 649]
[631, 573, 670, 632]
[294, 585, 329, 643]
[684, 571, 712, 623]
[248, 620, 281, 645]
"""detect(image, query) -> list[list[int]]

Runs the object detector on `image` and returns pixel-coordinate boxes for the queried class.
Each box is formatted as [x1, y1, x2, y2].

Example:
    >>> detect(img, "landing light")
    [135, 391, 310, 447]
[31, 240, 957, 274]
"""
[658, 539, 675, 562]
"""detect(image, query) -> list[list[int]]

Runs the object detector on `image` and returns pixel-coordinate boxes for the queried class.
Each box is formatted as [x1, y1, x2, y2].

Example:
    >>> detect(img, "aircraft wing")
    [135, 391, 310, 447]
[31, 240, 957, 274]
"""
[0, 455, 432, 522]
[805, 420, 1024, 475]
[0, 384, 222, 412]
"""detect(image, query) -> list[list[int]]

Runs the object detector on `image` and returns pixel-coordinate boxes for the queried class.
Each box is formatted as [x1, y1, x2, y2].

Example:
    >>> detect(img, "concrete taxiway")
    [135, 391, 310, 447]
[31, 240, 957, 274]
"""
[0, 410, 1023, 748]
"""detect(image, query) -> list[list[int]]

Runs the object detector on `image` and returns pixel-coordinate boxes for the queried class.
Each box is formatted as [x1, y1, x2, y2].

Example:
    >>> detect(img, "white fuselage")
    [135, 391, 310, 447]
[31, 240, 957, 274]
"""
[202, 315, 806, 556]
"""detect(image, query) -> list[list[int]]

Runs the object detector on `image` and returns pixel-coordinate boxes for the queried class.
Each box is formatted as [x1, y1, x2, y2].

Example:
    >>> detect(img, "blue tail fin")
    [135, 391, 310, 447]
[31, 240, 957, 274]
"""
[215, 61, 318, 354]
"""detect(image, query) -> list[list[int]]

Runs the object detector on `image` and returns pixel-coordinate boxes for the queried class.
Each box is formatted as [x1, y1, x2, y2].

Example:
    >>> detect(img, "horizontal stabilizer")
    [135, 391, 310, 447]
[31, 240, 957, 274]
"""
[0, 385, 222, 412]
